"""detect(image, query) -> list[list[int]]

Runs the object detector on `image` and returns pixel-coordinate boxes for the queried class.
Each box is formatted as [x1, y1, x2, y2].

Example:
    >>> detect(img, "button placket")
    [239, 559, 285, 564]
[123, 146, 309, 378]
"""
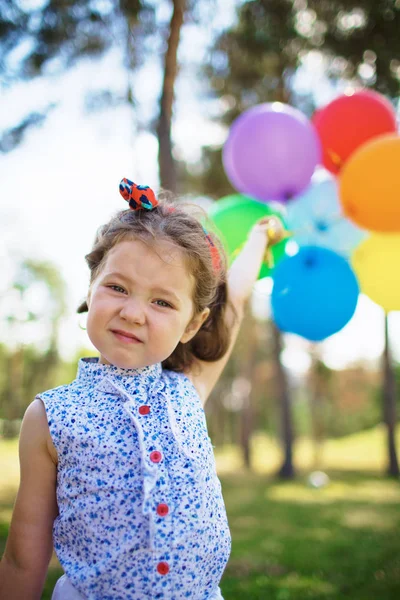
[152, 553, 173, 597]
[136, 388, 175, 561]
[108, 377, 174, 576]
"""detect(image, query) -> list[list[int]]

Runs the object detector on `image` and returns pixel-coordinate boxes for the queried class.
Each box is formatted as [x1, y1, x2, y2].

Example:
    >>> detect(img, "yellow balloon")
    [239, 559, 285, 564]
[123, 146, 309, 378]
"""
[352, 234, 400, 312]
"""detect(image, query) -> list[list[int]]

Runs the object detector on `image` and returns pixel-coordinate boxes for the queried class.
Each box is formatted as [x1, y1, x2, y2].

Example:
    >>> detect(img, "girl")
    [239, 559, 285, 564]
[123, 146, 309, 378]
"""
[0, 179, 284, 600]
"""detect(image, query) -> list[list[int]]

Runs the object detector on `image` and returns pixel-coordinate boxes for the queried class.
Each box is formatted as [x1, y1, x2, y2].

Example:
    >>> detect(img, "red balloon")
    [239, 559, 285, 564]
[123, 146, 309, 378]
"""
[313, 90, 397, 174]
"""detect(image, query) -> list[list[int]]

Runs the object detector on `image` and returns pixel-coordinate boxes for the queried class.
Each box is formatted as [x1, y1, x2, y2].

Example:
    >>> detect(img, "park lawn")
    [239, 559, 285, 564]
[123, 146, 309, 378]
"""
[220, 470, 400, 600]
[1, 426, 399, 599]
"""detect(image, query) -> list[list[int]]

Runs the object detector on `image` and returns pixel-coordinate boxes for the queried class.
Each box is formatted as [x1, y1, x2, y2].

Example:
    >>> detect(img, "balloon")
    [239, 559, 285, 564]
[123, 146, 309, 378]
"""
[208, 194, 288, 279]
[339, 134, 400, 232]
[313, 90, 397, 174]
[352, 234, 400, 312]
[271, 246, 359, 341]
[286, 172, 367, 256]
[223, 103, 321, 203]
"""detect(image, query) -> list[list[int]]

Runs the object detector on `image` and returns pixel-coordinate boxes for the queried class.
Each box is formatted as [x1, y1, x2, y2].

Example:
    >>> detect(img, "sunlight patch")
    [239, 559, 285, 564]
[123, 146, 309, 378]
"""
[342, 507, 394, 530]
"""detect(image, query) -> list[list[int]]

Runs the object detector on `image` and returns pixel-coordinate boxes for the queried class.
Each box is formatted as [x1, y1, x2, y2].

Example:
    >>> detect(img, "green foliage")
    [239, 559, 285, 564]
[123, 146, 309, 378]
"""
[0, 0, 155, 84]
[323, 391, 382, 438]
[184, 0, 400, 198]
[304, 0, 400, 96]
[0, 256, 70, 434]
[308, 360, 382, 439]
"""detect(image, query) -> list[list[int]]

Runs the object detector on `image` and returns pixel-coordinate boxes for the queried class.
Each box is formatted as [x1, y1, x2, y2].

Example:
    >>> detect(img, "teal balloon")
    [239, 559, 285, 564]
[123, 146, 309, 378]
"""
[208, 194, 288, 279]
[286, 175, 366, 257]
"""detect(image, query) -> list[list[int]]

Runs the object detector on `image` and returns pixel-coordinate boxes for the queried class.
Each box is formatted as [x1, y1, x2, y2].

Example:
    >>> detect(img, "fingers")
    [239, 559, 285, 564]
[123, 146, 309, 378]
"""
[252, 216, 286, 245]
[254, 216, 284, 234]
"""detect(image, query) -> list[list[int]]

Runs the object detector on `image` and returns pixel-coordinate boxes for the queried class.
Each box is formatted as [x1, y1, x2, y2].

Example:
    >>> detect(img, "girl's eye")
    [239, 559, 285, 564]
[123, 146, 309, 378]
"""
[154, 299, 172, 309]
[108, 285, 126, 294]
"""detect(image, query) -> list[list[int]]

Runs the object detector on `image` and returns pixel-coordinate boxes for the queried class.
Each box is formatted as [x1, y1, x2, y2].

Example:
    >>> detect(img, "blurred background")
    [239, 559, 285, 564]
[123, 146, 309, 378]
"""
[0, 0, 400, 598]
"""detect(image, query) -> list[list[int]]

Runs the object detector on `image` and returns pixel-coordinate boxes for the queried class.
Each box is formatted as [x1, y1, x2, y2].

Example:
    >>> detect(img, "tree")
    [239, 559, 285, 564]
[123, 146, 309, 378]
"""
[383, 315, 399, 476]
[301, 0, 400, 97]
[0, 0, 155, 149]
[157, 0, 185, 192]
[0, 258, 67, 436]
[186, 0, 400, 477]
[185, 0, 399, 197]
[0, 0, 214, 175]
[195, 0, 301, 478]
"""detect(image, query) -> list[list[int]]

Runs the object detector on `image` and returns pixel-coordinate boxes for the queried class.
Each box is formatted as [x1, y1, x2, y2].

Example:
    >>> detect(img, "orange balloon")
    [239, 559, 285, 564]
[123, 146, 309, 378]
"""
[339, 134, 400, 232]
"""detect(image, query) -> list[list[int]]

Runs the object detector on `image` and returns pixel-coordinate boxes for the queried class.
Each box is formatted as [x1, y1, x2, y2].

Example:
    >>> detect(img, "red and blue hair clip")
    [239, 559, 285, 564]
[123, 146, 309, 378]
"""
[119, 178, 221, 273]
[119, 178, 158, 211]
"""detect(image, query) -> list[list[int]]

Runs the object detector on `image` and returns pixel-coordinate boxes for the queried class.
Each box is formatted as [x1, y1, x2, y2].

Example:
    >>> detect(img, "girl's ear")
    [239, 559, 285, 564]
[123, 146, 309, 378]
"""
[180, 307, 210, 344]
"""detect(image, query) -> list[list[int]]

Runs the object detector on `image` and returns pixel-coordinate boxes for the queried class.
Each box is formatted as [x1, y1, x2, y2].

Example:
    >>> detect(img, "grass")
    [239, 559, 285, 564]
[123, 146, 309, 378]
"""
[220, 470, 400, 599]
[1, 426, 399, 599]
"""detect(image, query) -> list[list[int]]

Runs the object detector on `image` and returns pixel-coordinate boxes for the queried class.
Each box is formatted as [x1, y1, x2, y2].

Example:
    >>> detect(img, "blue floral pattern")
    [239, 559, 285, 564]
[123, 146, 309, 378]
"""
[38, 357, 231, 599]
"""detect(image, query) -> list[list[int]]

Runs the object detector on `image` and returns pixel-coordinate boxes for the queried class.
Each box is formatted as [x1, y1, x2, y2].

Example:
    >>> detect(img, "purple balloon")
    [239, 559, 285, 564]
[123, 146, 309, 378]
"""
[223, 103, 321, 203]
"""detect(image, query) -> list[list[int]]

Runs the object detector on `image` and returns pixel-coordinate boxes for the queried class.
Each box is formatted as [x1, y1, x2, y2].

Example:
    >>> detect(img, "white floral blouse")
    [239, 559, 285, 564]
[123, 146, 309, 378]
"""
[38, 357, 231, 600]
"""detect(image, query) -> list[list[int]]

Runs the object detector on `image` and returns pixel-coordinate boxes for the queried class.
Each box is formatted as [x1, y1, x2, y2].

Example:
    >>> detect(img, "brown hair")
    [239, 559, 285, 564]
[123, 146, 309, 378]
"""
[77, 195, 237, 372]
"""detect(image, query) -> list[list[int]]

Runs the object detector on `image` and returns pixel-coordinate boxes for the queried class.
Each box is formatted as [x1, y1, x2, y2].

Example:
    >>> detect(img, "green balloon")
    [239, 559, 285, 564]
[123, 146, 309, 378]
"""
[208, 194, 288, 279]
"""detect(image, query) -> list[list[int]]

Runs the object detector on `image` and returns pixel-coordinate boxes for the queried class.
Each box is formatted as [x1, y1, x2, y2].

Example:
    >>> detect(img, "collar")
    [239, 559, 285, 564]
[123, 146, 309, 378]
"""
[76, 357, 163, 398]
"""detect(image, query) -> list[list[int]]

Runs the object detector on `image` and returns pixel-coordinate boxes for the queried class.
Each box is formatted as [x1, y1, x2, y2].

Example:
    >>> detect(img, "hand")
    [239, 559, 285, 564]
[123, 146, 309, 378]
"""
[250, 216, 286, 247]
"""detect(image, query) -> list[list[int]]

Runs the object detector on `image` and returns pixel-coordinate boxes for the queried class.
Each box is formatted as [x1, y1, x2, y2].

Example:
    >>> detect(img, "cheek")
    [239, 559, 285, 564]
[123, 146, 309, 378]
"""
[149, 311, 185, 335]
[87, 293, 113, 322]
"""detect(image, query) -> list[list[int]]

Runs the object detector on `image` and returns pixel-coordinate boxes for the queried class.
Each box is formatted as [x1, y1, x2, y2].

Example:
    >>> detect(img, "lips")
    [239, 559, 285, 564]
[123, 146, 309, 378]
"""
[111, 329, 143, 343]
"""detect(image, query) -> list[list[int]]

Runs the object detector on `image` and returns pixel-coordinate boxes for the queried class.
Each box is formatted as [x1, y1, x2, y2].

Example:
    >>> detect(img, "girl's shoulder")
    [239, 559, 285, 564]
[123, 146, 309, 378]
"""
[161, 369, 208, 424]
[36, 380, 78, 405]
[167, 365, 210, 408]
[35, 379, 89, 422]
[162, 367, 202, 401]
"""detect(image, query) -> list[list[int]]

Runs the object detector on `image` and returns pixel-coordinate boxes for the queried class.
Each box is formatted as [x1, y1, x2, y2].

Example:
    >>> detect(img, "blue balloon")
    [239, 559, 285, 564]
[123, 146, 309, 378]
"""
[271, 246, 359, 341]
[286, 174, 367, 257]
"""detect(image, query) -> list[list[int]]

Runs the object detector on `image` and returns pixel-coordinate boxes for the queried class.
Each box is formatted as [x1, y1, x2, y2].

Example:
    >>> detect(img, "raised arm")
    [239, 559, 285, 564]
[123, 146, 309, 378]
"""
[0, 399, 58, 600]
[189, 217, 285, 404]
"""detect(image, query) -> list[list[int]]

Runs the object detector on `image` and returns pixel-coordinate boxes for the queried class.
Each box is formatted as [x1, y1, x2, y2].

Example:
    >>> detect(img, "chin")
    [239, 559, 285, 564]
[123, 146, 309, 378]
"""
[99, 352, 146, 370]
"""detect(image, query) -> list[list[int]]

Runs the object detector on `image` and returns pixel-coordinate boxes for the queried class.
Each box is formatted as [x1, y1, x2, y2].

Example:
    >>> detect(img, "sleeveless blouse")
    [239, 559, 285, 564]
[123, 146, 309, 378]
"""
[38, 357, 231, 600]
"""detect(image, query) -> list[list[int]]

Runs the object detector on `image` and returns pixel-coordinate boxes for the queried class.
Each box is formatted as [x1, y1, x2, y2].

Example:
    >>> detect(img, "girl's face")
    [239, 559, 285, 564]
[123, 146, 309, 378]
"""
[86, 239, 210, 369]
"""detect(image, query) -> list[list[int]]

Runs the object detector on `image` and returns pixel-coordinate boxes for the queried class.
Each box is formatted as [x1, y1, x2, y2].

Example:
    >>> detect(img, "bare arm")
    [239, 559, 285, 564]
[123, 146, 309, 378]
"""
[188, 217, 285, 404]
[0, 399, 58, 600]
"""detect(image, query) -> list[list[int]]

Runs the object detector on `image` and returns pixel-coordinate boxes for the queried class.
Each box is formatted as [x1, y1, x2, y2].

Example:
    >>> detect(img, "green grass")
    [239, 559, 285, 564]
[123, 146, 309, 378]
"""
[220, 470, 400, 599]
[1, 426, 399, 599]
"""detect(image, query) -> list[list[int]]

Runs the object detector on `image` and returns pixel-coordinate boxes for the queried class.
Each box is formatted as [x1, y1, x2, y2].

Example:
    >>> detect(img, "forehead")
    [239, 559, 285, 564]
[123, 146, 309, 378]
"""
[100, 238, 194, 297]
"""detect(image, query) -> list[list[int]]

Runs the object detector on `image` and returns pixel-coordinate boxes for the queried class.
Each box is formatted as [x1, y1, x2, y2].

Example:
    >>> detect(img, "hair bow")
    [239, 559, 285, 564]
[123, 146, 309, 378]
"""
[119, 178, 158, 211]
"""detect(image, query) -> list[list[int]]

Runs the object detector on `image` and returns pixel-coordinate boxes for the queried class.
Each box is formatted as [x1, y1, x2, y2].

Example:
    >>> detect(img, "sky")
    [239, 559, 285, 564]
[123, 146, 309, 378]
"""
[1, 1, 400, 373]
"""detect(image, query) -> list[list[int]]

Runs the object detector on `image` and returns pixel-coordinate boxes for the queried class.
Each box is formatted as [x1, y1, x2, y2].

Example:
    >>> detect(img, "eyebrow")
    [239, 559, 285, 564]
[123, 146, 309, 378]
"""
[103, 271, 182, 304]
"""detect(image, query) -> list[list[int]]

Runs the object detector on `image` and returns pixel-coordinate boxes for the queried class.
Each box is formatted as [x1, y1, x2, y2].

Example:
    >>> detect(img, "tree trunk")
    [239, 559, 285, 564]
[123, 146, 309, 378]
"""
[240, 319, 256, 469]
[240, 394, 253, 469]
[271, 322, 295, 478]
[270, 70, 295, 478]
[310, 376, 325, 471]
[156, 0, 185, 193]
[383, 314, 399, 477]
[309, 349, 328, 471]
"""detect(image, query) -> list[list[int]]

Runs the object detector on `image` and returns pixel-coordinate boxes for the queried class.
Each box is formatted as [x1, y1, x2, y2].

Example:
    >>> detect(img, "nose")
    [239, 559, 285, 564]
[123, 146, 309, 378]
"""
[119, 296, 146, 325]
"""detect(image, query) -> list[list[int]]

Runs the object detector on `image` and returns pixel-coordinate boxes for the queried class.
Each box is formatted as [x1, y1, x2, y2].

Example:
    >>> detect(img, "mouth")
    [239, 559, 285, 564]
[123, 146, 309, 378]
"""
[111, 329, 144, 344]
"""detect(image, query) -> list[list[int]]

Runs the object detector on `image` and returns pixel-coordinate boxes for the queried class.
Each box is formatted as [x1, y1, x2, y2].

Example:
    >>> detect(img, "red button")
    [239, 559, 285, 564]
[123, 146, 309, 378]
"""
[139, 405, 150, 415]
[157, 561, 169, 575]
[150, 451, 162, 463]
[157, 503, 169, 517]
